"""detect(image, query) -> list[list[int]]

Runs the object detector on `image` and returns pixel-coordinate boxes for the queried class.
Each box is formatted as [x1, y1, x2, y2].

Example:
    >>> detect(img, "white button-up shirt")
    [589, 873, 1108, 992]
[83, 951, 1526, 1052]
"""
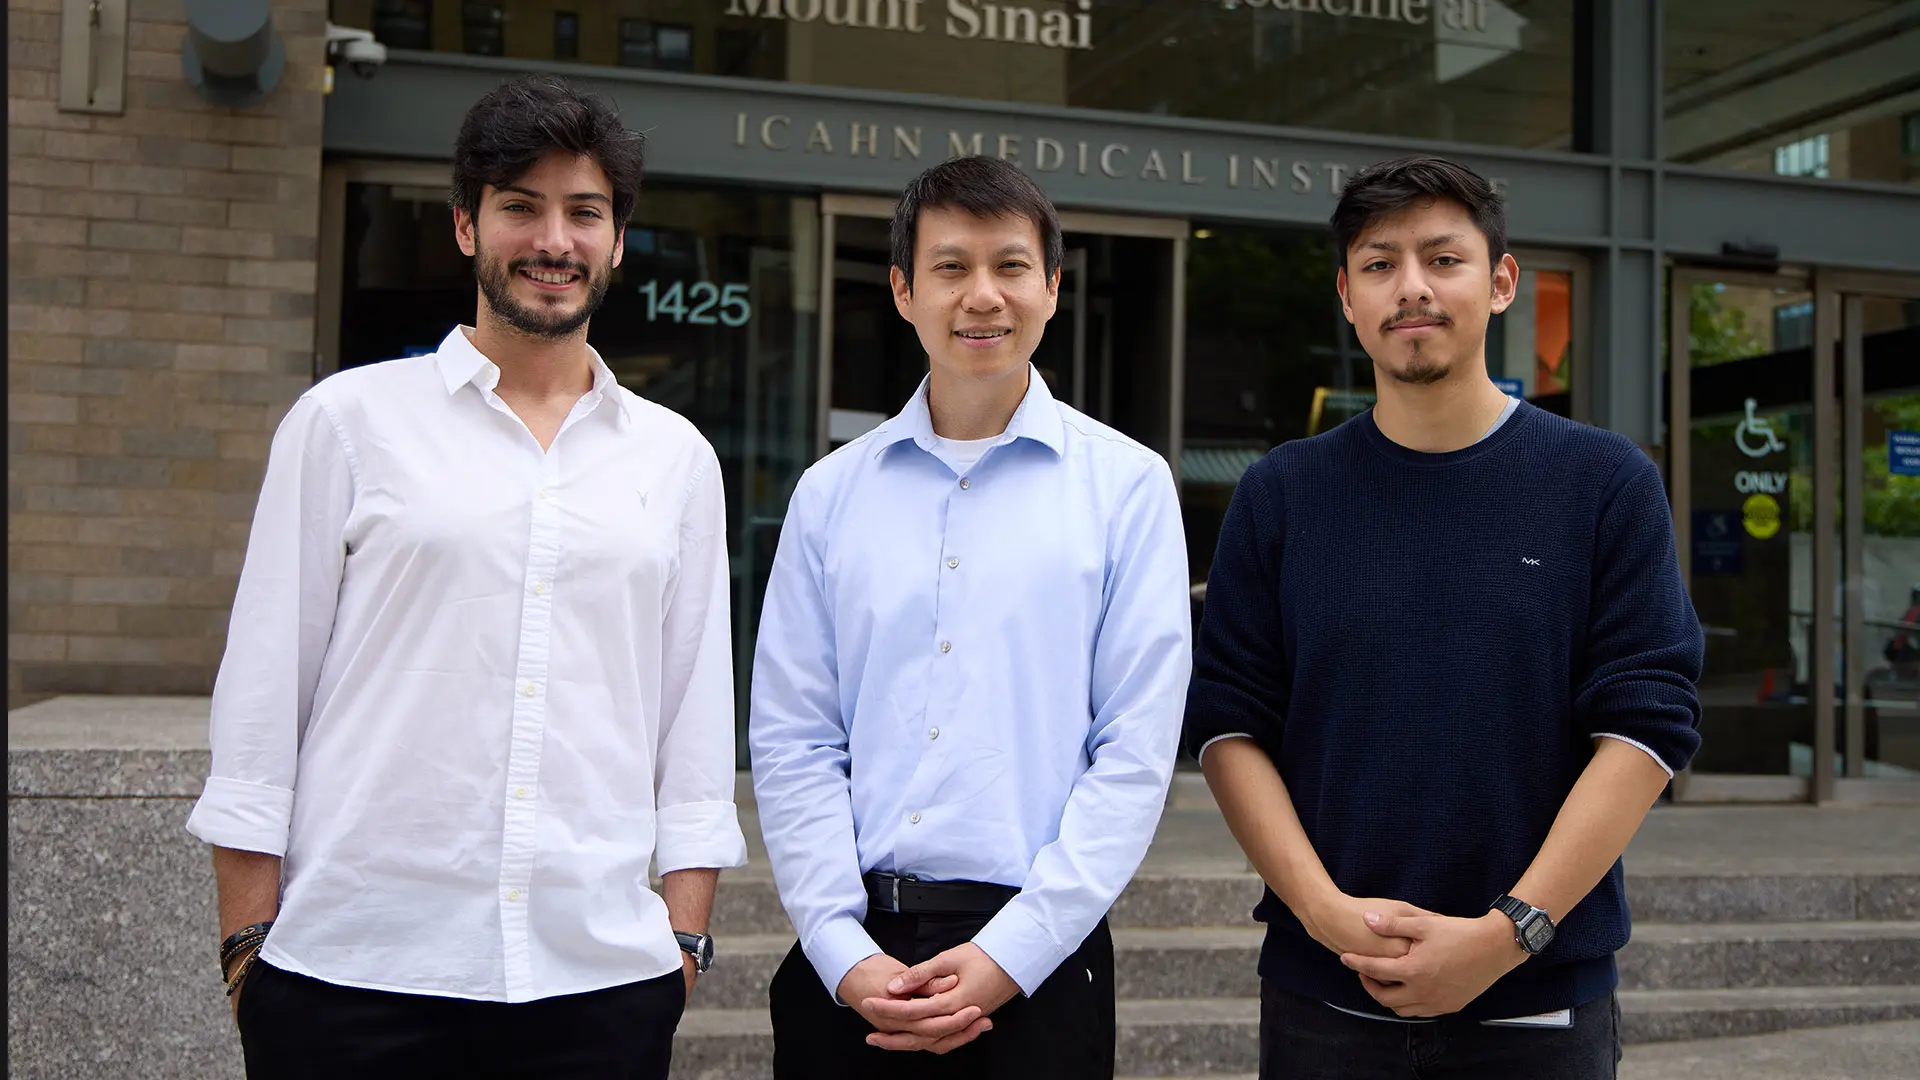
[749, 369, 1192, 997]
[186, 326, 747, 1003]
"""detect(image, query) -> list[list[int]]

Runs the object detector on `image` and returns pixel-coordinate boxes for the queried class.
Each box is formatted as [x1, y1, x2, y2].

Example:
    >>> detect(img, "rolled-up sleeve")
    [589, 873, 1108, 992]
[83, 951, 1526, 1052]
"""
[653, 445, 749, 875]
[1575, 454, 1705, 776]
[749, 473, 882, 999]
[186, 394, 354, 856]
[973, 458, 1193, 995]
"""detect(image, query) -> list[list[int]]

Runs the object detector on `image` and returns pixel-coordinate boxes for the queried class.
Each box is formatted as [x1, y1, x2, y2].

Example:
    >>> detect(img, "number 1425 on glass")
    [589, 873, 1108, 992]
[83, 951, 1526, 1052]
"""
[637, 281, 751, 327]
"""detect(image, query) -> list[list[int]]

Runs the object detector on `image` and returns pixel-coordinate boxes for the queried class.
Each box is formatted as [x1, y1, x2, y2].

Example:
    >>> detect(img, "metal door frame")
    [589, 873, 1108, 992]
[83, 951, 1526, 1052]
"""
[1822, 270, 1920, 804]
[816, 194, 1190, 481]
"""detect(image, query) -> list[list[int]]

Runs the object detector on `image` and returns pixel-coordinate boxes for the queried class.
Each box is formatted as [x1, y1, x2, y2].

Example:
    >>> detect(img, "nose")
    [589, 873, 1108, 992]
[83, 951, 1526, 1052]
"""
[960, 267, 1005, 313]
[1395, 264, 1433, 308]
[533, 208, 571, 259]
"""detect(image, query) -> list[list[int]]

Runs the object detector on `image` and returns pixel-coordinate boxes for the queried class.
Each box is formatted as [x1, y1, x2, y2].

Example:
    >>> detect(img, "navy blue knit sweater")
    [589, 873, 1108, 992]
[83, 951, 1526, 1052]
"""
[1183, 401, 1704, 1020]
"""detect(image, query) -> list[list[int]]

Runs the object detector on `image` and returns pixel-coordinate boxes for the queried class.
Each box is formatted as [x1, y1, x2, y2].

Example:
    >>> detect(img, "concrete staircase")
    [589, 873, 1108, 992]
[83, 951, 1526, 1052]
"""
[668, 866, 1920, 1079]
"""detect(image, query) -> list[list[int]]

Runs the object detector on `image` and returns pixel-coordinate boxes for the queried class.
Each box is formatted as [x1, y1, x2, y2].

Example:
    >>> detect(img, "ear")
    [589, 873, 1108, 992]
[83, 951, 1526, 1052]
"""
[611, 224, 626, 272]
[1042, 265, 1061, 321]
[1335, 265, 1356, 326]
[454, 206, 478, 258]
[890, 264, 914, 321]
[1489, 253, 1519, 315]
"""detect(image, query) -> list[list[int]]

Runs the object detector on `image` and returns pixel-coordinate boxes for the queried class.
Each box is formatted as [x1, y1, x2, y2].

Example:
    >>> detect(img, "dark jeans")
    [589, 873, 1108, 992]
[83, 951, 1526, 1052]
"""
[769, 908, 1116, 1080]
[1259, 981, 1621, 1080]
[236, 958, 686, 1080]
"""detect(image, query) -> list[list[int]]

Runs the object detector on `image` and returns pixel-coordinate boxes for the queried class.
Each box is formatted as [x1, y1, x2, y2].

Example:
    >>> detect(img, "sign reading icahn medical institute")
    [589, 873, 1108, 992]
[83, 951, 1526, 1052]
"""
[721, 0, 1510, 51]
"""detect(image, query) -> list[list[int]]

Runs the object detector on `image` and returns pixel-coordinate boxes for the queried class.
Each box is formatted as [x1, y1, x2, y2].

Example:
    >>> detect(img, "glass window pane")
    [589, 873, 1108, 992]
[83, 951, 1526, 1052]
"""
[1666, 2, 1919, 185]
[326, 0, 1575, 151]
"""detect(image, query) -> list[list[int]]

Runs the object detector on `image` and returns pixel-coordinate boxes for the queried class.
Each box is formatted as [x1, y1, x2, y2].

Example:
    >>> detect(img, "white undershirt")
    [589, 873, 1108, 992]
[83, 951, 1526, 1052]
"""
[929, 432, 1001, 474]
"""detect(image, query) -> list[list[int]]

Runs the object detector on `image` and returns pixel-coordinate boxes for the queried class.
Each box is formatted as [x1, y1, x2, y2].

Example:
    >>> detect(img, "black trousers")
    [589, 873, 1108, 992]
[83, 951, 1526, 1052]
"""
[236, 958, 686, 1080]
[1259, 982, 1622, 1080]
[769, 908, 1116, 1080]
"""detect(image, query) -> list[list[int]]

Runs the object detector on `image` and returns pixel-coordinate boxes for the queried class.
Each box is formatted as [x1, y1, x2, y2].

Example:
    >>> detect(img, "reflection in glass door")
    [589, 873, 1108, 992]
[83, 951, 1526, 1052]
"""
[1831, 276, 1920, 799]
[1668, 270, 1826, 800]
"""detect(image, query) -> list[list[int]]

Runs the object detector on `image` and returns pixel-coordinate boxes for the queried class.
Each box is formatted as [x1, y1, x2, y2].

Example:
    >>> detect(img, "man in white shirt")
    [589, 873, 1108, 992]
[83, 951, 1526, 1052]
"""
[749, 156, 1194, 1078]
[185, 74, 746, 1079]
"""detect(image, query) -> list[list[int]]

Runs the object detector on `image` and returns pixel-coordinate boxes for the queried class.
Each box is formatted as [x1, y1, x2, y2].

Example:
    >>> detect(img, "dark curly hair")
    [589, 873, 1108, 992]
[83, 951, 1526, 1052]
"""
[450, 74, 646, 229]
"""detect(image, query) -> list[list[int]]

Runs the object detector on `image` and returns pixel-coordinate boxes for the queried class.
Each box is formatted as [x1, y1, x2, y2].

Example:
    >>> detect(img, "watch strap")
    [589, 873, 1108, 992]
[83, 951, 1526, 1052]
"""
[1492, 894, 1534, 924]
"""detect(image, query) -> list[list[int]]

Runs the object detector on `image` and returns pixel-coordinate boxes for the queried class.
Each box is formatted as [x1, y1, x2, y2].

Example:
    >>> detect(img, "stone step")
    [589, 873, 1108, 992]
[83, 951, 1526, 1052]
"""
[698, 920, 1920, 1008]
[1618, 920, 1920, 990]
[702, 871, 1920, 936]
[1620, 984, 1920, 1044]
[668, 987, 1920, 1079]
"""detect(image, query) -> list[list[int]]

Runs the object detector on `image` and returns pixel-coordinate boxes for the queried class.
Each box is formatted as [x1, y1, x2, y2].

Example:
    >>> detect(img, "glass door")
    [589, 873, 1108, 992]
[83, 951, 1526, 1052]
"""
[816, 194, 1189, 475]
[1667, 268, 1828, 802]
[1826, 273, 1920, 802]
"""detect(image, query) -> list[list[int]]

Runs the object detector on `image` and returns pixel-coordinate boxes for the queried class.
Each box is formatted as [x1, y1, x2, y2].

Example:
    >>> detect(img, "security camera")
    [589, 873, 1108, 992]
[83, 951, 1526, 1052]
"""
[326, 22, 388, 78]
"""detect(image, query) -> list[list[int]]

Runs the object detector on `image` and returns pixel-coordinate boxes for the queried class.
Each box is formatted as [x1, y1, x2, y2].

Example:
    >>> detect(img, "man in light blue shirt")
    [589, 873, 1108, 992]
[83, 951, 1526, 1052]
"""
[749, 156, 1193, 1078]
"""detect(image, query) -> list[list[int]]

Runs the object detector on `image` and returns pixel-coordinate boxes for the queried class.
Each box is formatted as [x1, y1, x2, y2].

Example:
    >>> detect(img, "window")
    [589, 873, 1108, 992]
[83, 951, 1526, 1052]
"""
[619, 20, 693, 72]
[1772, 300, 1815, 351]
[461, 2, 505, 57]
[553, 12, 579, 61]
[1773, 135, 1830, 179]
[370, 0, 429, 51]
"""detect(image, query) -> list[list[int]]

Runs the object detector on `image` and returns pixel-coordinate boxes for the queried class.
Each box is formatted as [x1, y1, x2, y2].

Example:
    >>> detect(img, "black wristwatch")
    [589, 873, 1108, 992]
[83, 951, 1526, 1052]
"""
[1492, 894, 1555, 954]
[674, 931, 714, 974]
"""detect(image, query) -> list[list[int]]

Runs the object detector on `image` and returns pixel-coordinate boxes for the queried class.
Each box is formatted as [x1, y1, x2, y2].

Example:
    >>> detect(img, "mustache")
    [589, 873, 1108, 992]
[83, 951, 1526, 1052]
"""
[1381, 308, 1452, 333]
[508, 256, 591, 275]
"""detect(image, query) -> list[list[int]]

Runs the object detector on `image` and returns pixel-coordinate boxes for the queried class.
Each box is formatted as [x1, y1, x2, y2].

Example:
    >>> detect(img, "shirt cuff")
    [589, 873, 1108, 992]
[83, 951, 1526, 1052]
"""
[185, 776, 295, 856]
[654, 800, 749, 874]
[972, 900, 1071, 997]
[1591, 733, 1675, 779]
[803, 912, 884, 1004]
[1196, 732, 1254, 765]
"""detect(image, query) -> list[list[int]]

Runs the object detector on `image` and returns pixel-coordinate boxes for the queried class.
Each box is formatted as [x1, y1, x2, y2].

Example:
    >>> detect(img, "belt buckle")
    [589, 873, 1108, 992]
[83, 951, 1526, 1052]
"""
[889, 873, 917, 913]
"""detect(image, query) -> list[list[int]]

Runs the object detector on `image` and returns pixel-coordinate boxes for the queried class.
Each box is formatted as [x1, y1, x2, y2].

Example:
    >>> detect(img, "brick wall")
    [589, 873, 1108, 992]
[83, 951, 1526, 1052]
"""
[8, 0, 329, 706]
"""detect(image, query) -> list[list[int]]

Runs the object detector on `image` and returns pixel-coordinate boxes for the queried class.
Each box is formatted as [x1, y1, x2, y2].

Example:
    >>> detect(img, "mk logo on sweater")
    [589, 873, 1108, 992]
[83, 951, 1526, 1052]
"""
[1521, 557, 1542, 567]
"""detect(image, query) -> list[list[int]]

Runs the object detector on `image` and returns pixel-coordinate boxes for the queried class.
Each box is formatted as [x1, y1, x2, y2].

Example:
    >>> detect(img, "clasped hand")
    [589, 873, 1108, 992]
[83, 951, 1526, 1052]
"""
[837, 943, 1020, 1054]
[1312, 894, 1527, 1018]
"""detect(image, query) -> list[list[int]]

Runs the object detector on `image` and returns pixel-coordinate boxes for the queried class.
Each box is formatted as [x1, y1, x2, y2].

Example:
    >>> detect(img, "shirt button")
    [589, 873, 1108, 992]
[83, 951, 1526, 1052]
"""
[958, 477, 971, 490]
[946, 557, 960, 570]
[532, 581, 547, 596]
[515, 786, 528, 800]
[508, 888, 521, 901]
[538, 487, 552, 501]
[940, 641, 952, 654]
[929, 727, 940, 740]
[520, 682, 537, 697]
[909, 812, 922, 824]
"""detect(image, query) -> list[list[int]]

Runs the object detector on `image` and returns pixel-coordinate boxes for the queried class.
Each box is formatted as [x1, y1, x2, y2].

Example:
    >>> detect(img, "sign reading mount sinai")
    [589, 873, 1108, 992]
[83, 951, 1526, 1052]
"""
[723, 0, 1096, 50]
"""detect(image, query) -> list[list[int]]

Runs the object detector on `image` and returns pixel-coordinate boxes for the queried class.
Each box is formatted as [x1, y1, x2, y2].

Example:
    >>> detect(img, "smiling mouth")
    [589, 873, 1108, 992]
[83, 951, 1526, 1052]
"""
[956, 328, 1010, 340]
[519, 268, 581, 289]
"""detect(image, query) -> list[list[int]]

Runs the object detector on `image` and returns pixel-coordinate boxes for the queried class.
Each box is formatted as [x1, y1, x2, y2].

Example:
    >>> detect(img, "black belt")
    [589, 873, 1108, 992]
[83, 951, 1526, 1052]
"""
[864, 872, 1018, 916]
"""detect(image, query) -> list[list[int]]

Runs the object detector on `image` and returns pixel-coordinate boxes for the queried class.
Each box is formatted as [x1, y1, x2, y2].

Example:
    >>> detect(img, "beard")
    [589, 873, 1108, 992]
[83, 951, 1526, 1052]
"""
[475, 243, 612, 340]
[1379, 307, 1456, 385]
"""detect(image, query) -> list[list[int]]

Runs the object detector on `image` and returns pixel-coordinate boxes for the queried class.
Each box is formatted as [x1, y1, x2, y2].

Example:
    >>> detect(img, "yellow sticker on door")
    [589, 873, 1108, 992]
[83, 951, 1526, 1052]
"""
[1743, 493, 1781, 539]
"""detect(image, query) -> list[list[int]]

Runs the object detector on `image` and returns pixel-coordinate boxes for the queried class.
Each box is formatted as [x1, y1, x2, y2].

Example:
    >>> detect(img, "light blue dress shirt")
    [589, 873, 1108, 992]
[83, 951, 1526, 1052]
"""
[749, 368, 1193, 998]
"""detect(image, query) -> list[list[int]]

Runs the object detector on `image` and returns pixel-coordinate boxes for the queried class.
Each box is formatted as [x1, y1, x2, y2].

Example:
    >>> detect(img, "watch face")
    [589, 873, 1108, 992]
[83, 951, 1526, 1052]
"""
[1521, 917, 1554, 952]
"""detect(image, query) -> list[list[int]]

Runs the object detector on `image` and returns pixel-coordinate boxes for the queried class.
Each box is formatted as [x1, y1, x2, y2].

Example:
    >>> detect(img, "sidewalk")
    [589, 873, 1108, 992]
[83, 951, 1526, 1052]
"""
[1622, 1019, 1920, 1080]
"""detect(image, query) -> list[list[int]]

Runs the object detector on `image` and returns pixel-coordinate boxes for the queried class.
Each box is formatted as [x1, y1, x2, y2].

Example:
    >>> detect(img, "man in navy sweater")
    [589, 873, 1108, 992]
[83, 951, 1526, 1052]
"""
[1184, 155, 1704, 1079]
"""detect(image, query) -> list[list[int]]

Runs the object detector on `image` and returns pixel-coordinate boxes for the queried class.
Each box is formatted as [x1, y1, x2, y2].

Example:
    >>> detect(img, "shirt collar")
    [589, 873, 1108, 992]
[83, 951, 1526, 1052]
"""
[870, 364, 1067, 457]
[433, 326, 631, 431]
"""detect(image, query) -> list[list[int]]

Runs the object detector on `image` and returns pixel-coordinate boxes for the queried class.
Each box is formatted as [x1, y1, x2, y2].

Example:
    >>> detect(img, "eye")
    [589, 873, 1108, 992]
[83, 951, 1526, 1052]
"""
[935, 261, 964, 272]
[503, 202, 532, 214]
[1001, 261, 1030, 271]
[1432, 256, 1461, 267]
[574, 208, 602, 219]
[1363, 260, 1390, 272]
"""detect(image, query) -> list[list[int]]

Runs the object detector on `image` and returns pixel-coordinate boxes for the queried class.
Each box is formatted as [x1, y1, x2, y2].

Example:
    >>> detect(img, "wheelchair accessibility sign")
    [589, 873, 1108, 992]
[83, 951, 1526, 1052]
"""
[1736, 398, 1787, 459]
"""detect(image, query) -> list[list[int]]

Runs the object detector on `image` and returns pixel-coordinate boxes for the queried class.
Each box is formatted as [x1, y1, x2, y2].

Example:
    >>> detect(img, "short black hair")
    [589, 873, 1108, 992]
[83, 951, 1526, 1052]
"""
[1331, 155, 1506, 267]
[889, 155, 1064, 292]
[450, 74, 646, 230]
